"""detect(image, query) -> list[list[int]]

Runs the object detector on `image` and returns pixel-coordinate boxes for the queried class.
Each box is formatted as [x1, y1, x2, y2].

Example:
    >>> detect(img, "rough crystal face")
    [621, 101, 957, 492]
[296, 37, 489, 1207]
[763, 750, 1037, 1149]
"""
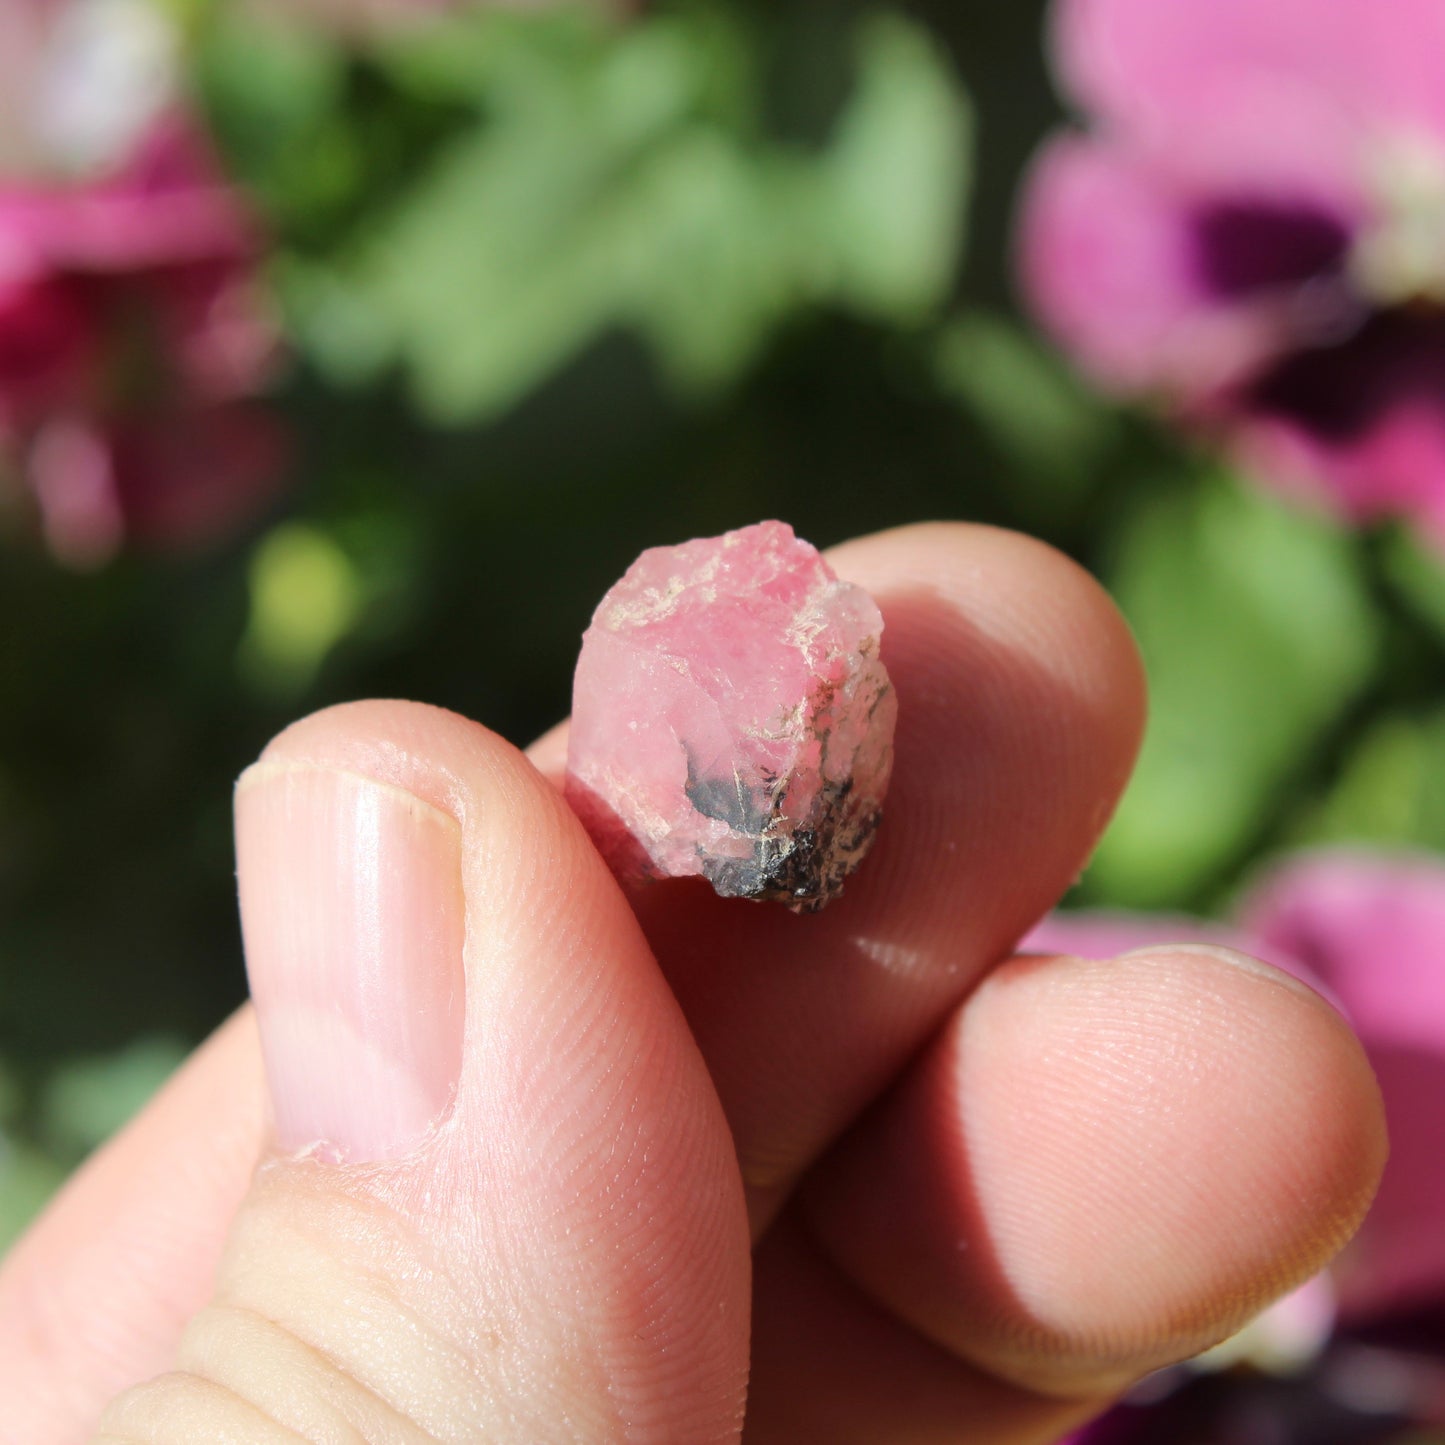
[565, 520, 896, 912]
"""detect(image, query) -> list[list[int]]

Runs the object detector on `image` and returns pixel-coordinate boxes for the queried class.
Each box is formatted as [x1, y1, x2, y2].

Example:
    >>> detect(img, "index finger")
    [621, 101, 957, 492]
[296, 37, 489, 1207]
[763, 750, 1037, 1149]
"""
[534, 521, 1148, 1234]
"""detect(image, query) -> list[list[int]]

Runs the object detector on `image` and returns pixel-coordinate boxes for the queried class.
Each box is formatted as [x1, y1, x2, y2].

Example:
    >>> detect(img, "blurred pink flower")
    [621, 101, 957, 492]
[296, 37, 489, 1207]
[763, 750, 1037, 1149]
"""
[0, 2, 285, 566]
[1019, 0, 1445, 548]
[1029, 850, 1445, 1325]
[0, 0, 180, 179]
[0, 116, 285, 564]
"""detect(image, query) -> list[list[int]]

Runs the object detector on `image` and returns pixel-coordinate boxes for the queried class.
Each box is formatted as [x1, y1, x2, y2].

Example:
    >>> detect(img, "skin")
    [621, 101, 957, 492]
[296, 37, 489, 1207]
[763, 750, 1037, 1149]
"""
[0, 523, 1387, 1443]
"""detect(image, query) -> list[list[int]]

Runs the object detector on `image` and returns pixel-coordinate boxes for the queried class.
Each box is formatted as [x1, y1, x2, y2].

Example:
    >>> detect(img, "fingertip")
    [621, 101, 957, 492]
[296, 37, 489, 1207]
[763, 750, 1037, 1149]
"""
[830, 524, 1147, 873]
[806, 944, 1387, 1396]
[830, 522, 1147, 754]
[213, 698, 754, 1440]
[964, 945, 1388, 1377]
[248, 699, 543, 819]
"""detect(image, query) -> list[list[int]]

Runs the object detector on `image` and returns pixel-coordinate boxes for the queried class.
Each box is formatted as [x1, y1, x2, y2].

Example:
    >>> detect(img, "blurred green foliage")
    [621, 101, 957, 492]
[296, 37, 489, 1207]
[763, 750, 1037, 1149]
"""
[217, 5, 971, 416]
[1089, 475, 1380, 908]
[5, 0, 1445, 1249]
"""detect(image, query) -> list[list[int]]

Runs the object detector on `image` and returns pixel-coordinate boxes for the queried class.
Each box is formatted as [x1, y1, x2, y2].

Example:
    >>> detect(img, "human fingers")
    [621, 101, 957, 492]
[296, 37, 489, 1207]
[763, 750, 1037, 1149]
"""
[2, 518, 1144, 1434]
[0, 1011, 264, 1443]
[92, 701, 750, 1443]
[536, 522, 1147, 1235]
[746, 1214, 1098, 1445]
[740, 945, 1386, 1440]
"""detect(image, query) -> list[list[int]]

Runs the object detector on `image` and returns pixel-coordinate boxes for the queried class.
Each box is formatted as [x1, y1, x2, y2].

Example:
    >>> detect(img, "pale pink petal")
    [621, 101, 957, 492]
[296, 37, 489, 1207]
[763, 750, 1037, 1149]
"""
[1017, 138, 1290, 399]
[1054, 0, 1445, 160]
[1193, 1273, 1336, 1374]
[0, 3, 54, 174]
[1021, 908, 1255, 963]
[0, 114, 258, 281]
[28, 413, 124, 567]
[30, 0, 181, 174]
[1242, 852, 1445, 1055]
[1025, 906, 1352, 1017]
[1240, 403, 1445, 553]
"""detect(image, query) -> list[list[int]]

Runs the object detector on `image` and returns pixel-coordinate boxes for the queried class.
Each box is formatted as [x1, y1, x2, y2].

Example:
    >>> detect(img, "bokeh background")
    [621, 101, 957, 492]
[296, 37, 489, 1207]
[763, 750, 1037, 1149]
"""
[2, 1, 1443, 1439]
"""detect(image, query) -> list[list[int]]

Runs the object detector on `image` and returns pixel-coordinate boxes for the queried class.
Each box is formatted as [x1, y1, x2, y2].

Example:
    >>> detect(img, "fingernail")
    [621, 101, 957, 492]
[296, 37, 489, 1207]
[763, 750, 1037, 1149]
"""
[235, 762, 465, 1162]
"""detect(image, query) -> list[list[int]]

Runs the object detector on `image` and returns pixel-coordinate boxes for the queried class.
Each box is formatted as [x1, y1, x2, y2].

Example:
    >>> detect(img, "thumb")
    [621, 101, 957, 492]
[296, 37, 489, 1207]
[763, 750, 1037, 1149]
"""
[96, 701, 751, 1445]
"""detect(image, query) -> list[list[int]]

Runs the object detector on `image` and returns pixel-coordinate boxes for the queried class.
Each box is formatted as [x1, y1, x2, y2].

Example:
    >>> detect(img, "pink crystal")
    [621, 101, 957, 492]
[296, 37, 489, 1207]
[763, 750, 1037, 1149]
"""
[565, 520, 896, 912]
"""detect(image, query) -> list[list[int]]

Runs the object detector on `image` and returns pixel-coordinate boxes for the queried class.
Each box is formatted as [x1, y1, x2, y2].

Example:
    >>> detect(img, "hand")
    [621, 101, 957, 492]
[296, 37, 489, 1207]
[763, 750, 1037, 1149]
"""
[0, 524, 1385, 1444]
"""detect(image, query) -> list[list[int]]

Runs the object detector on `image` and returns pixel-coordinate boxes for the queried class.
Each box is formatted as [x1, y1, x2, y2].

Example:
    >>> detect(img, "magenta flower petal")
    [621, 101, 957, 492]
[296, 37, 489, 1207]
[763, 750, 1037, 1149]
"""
[1024, 0, 1445, 556]
[1025, 905, 1352, 1030]
[0, 274, 94, 425]
[107, 402, 289, 549]
[26, 414, 123, 566]
[1022, 908, 1256, 963]
[0, 116, 259, 281]
[0, 103, 286, 561]
[28, 402, 287, 567]
[1240, 851, 1445, 1322]
[1017, 137, 1295, 399]
[1241, 402, 1445, 552]
[0, 3, 57, 174]
[1033, 853, 1445, 1440]
[1242, 852, 1445, 1062]
[1234, 310, 1445, 544]
[1054, 0, 1445, 158]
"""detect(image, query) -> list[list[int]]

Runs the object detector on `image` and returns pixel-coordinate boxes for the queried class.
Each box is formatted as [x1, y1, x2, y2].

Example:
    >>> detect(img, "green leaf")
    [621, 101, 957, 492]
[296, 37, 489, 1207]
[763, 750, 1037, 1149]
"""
[625, 143, 814, 390]
[195, 11, 345, 201]
[818, 13, 972, 321]
[1086, 474, 1379, 906]
[236, 522, 365, 698]
[0, 1137, 65, 1253]
[1291, 708, 1445, 852]
[314, 6, 972, 422]
[40, 1036, 188, 1160]
[381, 5, 627, 108]
[933, 309, 1120, 521]
[339, 12, 712, 419]
[1381, 523, 1445, 644]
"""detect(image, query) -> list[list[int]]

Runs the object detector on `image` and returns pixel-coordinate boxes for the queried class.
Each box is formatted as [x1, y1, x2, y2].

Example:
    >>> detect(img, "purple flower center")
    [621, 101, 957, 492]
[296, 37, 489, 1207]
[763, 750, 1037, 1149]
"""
[1186, 199, 1445, 451]
[1249, 304, 1445, 441]
[1192, 199, 1353, 298]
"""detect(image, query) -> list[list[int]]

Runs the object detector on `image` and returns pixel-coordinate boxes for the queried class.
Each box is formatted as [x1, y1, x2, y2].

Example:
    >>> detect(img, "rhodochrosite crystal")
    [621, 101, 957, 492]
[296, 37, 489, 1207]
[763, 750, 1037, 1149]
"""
[566, 521, 896, 912]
